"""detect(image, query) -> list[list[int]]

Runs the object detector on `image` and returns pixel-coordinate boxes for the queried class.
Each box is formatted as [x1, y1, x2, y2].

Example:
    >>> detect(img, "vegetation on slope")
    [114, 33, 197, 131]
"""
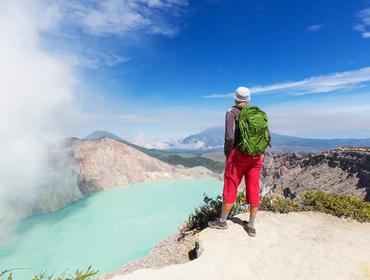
[186, 191, 370, 230]
[200, 152, 225, 163]
[160, 154, 225, 173]
[301, 191, 370, 222]
[130, 146, 224, 173]
[261, 196, 302, 213]
[186, 193, 247, 230]
[0, 266, 97, 280]
[93, 136, 225, 173]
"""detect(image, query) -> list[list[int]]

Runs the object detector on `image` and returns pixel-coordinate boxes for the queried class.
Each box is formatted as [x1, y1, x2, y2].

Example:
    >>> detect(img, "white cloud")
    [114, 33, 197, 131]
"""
[354, 7, 370, 38]
[265, 96, 370, 138]
[100, 105, 226, 143]
[203, 93, 233, 98]
[125, 132, 211, 150]
[37, 0, 188, 71]
[65, 53, 131, 69]
[353, 24, 366, 32]
[306, 24, 322, 32]
[252, 67, 370, 94]
[56, 0, 188, 37]
[129, 95, 370, 141]
[0, 1, 79, 223]
[77, 113, 162, 123]
[358, 8, 370, 24]
[127, 132, 172, 149]
[203, 67, 370, 97]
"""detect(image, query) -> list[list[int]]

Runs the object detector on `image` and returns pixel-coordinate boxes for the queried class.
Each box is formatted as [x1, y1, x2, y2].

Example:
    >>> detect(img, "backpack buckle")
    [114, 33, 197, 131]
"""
[252, 154, 261, 160]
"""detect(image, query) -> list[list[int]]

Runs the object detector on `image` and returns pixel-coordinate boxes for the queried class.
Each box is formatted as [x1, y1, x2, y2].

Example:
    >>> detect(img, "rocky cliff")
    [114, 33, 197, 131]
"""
[260, 147, 370, 201]
[17, 138, 216, 219]
[7, 143, 369, 221]
[70, 138, 215, 194]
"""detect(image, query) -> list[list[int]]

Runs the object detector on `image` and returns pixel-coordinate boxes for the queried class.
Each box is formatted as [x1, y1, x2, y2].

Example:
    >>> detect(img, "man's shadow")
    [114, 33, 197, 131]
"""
[230, 216, 248, 227]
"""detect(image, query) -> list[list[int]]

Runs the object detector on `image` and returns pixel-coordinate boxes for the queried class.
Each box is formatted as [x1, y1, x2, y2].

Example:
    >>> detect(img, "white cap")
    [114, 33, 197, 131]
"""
[234, 86, 251, 103]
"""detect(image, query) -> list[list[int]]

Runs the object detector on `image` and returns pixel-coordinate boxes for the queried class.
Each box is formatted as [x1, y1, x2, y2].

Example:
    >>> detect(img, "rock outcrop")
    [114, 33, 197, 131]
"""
[8, 143, 370, 222]
[70, 138, 215, 194]
[14, 138, 216, 220]
[260, 147, 370, 201]
[108, 211, 370, 280]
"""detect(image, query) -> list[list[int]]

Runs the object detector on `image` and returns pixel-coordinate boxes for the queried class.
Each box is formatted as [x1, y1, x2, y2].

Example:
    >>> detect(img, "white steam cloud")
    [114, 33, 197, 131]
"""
[0, 1, 77, 229]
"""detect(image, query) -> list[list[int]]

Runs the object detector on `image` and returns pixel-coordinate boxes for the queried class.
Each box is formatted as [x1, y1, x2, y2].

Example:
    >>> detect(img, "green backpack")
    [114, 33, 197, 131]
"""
[235, 105, 271, 155]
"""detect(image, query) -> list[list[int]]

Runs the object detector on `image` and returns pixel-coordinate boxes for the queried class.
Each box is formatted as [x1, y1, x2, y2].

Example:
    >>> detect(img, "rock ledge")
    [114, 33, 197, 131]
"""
[109, 211, 370, 280]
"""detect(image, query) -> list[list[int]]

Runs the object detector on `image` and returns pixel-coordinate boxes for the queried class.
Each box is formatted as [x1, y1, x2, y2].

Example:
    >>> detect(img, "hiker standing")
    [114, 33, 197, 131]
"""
[208, 86, 270, 237]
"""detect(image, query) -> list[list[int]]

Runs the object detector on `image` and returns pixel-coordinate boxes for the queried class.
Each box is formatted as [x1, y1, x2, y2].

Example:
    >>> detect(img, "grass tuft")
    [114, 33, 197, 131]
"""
[1, 266, 97, 280]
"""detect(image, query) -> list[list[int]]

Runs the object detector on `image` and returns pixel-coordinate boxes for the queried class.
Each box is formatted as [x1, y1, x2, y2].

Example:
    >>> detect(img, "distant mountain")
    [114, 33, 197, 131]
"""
[181, 126, 370, 152]
[84, 130, 128, 143]
[83, 128, 370, 156]
[71, 138, 214, 193]
[182, 127, 224, 149]
[83, 131, 224, 173]
[270, 133, 370, 152]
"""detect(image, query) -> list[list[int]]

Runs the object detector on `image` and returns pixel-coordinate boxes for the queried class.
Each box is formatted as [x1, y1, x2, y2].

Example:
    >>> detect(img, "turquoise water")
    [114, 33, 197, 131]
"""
[0, 179, 221, 279]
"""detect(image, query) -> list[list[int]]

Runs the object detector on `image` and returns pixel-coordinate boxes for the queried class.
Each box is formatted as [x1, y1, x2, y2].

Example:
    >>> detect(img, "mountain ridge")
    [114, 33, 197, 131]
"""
[82, 130, 225, 172]
[81, 131, 370, 202]
[2, 137, 217, 223]
[181, 127, 370, 152]
[84, 129, 370, 153]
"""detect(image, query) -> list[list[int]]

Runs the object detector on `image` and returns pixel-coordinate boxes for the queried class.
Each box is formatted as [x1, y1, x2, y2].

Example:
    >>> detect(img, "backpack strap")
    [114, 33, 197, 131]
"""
[232, 105, 242, 123]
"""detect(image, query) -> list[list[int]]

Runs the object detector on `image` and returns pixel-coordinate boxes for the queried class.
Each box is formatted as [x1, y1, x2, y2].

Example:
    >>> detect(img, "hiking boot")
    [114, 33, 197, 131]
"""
[208, 220, 228, 230]
[244, 224, 256, 237]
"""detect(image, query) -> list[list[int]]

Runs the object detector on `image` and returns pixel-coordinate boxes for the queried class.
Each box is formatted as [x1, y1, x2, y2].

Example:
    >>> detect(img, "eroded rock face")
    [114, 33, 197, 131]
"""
[7, 142, 369, 222]
[4, 145, 84, 222]
[260, 147, 370, 201]
[7, 138, 216, 221]
[70, 138, 215, 194]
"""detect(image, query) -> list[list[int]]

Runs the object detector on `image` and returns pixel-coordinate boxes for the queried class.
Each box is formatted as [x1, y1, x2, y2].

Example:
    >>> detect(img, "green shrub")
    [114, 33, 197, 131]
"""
[186, 193, 303, 230]
[186, 193, 247, 230]
[301, 191, 370, 222]
[186, 190, 370, 231]
[0, 266, 97, 280]
[261, 196, 302, 213]
[186, 195, 222, 230]
[231, 192, 247, 215]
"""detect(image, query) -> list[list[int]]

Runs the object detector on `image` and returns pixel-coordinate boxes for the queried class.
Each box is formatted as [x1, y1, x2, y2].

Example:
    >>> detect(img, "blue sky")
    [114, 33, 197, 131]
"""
[37, 0, 370, 146]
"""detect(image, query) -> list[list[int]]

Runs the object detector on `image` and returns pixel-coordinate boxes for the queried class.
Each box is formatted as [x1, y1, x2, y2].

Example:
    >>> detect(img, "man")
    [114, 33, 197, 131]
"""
[208, 86, 269, 237]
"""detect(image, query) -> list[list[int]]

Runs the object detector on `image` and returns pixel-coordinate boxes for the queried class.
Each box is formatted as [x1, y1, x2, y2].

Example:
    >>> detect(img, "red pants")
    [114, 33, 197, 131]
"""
[223, 148, 263, 207]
